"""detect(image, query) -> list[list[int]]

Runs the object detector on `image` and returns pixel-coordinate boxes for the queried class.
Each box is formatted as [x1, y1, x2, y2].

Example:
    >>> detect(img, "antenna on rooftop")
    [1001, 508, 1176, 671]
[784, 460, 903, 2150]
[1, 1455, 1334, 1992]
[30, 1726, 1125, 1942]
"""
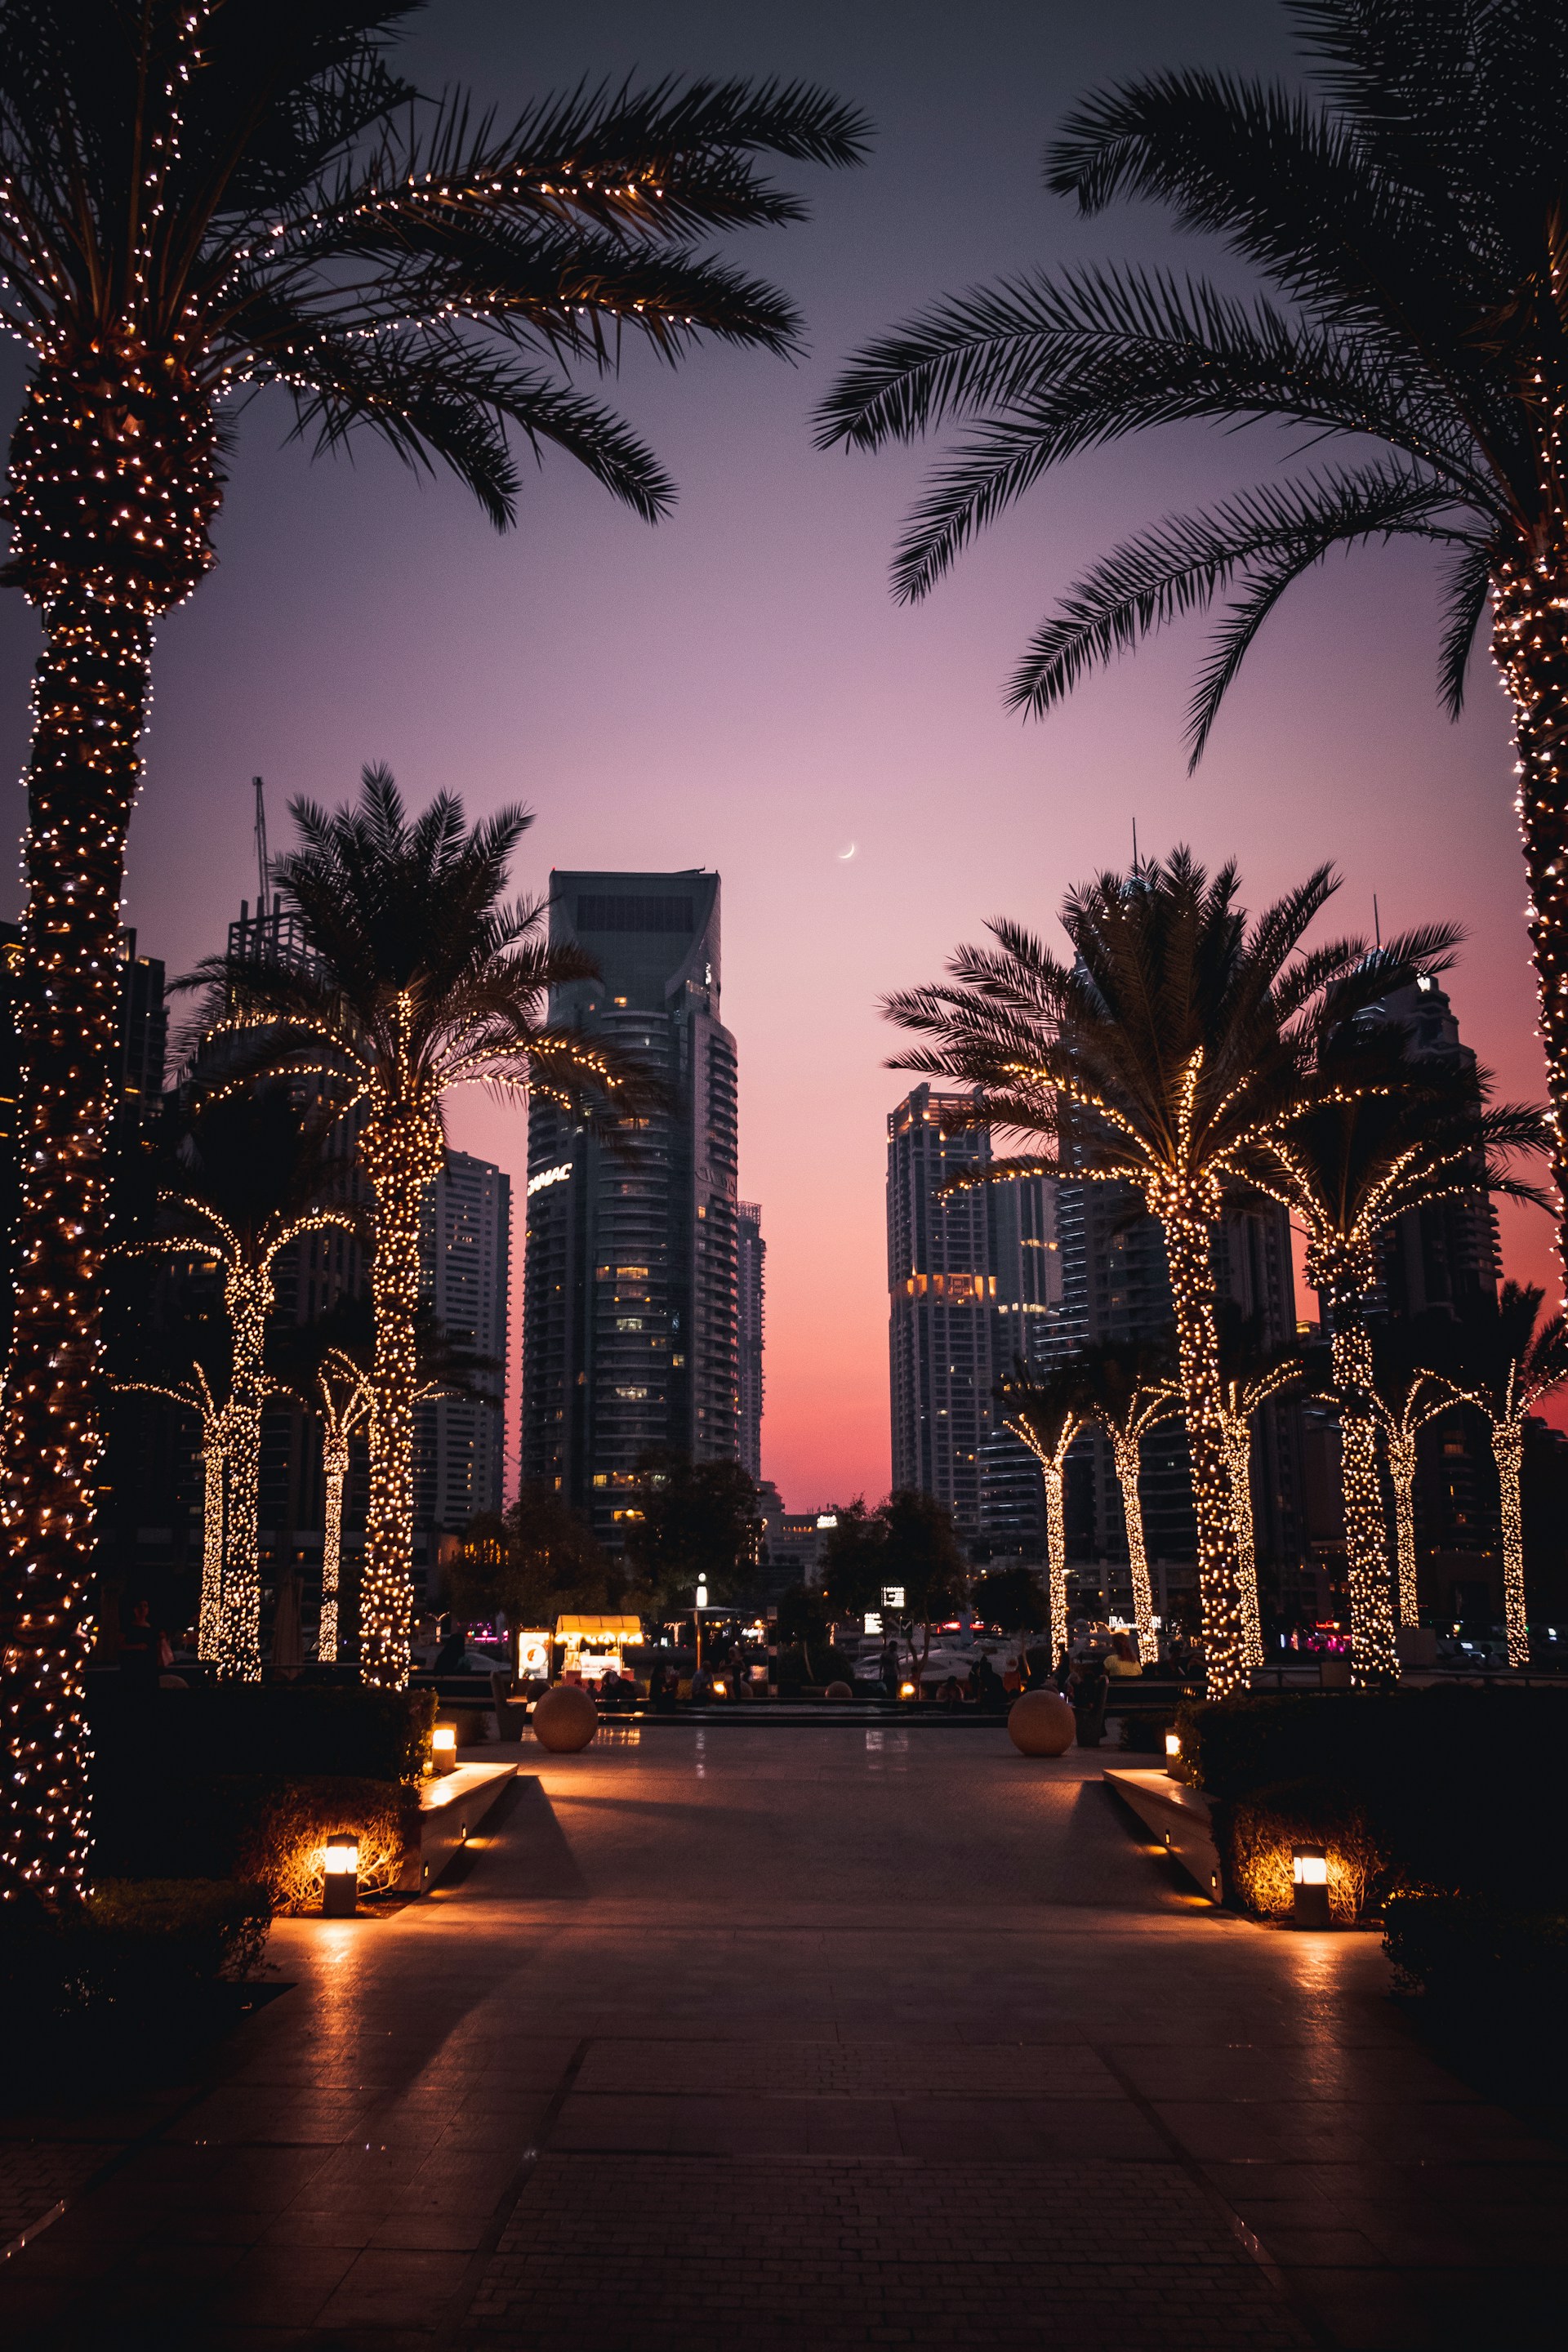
[1373, 892, 1381, 948]
[253, 776, 270, 923]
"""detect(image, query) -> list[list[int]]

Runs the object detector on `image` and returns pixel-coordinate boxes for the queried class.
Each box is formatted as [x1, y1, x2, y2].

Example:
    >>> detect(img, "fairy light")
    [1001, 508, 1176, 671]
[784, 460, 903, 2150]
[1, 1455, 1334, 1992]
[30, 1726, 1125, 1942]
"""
[1304, 1236, 1400, 1684]
[114, 1369, 226, 1659]
[1108, 1431, 1159, 1663]
[1218, 1358, 1299, 1672]
[1450, 1353, 1565, 1671]
[1373, 1375, 1450, 1632]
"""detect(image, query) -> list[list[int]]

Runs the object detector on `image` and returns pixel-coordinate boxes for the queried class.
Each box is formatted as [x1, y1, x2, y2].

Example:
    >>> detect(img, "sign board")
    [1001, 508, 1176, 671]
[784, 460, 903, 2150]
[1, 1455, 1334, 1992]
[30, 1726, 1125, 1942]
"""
[516, 1628, 551, 1679]
[881, 1584, 905, 1610]
[862, 1611, 882, 1636]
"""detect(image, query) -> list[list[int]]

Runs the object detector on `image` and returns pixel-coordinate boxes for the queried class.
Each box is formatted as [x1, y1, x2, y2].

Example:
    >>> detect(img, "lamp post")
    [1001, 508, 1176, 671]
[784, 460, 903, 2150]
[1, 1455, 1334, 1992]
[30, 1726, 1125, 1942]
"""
[322, 1834, 359, 1918]
[1292, 1844, 1330, 1930]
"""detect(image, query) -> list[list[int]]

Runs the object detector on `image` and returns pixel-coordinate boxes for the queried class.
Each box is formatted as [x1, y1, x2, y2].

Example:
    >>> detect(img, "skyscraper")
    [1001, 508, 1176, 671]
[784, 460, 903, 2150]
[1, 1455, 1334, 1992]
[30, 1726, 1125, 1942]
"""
[886, 1085, 1058, 1537]
[521, 871, 741, 1544]
[737, 1200, 765, 1483]
[415, 1151, 511, 1529]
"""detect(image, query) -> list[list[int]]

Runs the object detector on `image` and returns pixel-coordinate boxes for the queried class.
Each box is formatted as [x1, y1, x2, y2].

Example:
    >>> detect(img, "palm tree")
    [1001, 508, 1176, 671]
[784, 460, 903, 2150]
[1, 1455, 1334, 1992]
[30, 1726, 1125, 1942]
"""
[1370, 1365, 1454, 1633]
[885, 847, 1446, 1695]
[127, 1087, 357, 1679]
[0, 4, 866, 1895]
[996, 1362, 1091, 1662]
[819, 2, 1568, 1257]
[1067, 1341, 1178, 1662]
[111, 1360, 229, 1663]
[185, 766, 645, 1691]
[1441, 1282, 1568, 1666]
[1216, 1314, 1303, 1668]
[1241, 1045, 1549, 1681]
[310, 1350, 374, 1668]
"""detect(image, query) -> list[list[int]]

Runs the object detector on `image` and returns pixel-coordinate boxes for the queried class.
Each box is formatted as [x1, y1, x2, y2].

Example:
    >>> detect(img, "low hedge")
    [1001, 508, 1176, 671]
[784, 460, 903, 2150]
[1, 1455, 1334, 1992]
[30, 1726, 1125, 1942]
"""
[1383, 1890, 1568, 2004]
[96, 1774, 421, 1912]
[91, 1682, 435, 1784]
[0, 1877, 271, 2038]
[1227, 1777, 1385, 1925]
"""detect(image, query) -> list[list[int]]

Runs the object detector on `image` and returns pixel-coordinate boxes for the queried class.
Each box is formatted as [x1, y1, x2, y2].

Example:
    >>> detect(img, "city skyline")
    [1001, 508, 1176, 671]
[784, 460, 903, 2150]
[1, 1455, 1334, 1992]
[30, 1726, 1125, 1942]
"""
[0, 0, 1558, 1511]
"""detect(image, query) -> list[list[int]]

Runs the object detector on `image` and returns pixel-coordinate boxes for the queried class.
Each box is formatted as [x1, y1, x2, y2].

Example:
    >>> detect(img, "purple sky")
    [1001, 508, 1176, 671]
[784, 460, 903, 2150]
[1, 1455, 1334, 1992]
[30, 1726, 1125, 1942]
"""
[1, 3, 1554, 1507]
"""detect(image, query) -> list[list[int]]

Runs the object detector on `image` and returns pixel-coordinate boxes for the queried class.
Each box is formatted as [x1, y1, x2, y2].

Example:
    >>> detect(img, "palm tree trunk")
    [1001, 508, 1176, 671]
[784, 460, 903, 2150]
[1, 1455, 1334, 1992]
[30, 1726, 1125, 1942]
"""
[220, 1279, 268, 1681]
[1496, 566, 1568, 1262]
[361, 1107, 440, 1690]
[1490, 1419, 1529, 1668]
[1386, 1432, 1421, 1630]
[1160, 1208, 1245, 1694]
[1223, 1424, 1265, 1671]
[1043, 1463, 1069, 1662]
[1110, 1434, 1157, 1663]
[0, 593, 154, 1900]
[198, 1426, 226, 1662]
[1327, 1305, 1399, 1684]
[319, 1439, 348, 1665]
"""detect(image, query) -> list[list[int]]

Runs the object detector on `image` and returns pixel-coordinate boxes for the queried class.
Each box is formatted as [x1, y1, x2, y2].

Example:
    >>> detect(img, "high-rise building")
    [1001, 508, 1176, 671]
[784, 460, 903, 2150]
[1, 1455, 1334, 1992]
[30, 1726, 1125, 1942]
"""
[886, 1085, 1059, 1538]
[521, 871, 742, 1544]
[737, 1200, 765, 1483]
[415, 1151, 511, 1530]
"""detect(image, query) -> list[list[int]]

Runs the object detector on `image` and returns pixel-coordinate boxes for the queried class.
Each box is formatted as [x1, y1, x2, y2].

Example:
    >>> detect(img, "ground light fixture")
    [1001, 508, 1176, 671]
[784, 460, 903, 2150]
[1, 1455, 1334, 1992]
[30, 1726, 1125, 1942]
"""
[1165, 1731, 1182, 1759]
[899, 1681, 917, 1700]
[1292, 1844, 1331, 1930]
[323, 1835, 359, 1918]
[431, 1724, 457, 1775]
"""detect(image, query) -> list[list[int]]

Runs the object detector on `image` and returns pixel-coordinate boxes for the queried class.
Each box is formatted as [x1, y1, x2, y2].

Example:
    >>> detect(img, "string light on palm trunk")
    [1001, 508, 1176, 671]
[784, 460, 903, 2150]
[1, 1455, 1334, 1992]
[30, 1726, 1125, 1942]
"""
[316, 1353, 372, 1668]
[1324, 1300, 1400, 1685]
[1155, 1196, 1247, 1696]
[1109, 1435, 1158, 1663]
[1385, 1432, 1422, 1631]
[1491, 1423, 1529, 1669]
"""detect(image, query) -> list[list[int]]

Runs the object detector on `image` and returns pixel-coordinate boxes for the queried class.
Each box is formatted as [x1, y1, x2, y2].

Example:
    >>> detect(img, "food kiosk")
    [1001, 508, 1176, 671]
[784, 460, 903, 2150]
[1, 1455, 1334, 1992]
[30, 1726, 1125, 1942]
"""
[555, 1614, 642, 1686]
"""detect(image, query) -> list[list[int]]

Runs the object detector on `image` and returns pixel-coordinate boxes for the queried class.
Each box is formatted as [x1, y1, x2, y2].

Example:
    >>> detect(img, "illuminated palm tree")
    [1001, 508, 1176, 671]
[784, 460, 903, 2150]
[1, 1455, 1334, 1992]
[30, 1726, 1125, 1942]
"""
[311, 1351, 373, 1668]
[1216, 1316, 1302, 1668]
[821, 0, 1568, 1257]
[885, 848, 1447, 1695]
[1241, 1052, 1548, 1682]
[1067, 1341, 1178, 1662]
[185, 766, 647, 1691]
[0, 2, 866, 1895]
[1370, 1365, 1454, 1633]
[996, 1361, 1089, 1662]
[1440, 1283, 1568, 1666]
[111, 1361, 229, 1663]
[127, 1088, 356, 1679]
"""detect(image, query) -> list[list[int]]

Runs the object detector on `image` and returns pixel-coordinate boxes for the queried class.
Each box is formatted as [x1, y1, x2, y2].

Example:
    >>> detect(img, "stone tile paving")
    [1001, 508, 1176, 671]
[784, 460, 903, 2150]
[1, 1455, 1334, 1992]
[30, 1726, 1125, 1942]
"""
[0, 1732, 1561, 2350]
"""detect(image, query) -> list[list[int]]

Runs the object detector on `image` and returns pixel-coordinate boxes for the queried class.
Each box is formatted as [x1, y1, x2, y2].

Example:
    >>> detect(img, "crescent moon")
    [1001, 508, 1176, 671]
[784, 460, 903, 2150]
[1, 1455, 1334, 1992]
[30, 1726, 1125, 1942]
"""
[837, 841, 858, 861]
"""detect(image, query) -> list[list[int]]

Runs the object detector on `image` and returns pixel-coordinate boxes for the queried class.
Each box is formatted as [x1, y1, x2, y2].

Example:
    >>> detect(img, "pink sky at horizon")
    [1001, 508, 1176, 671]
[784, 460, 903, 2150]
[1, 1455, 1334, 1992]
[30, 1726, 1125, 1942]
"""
[1, 2, 1560, 1507]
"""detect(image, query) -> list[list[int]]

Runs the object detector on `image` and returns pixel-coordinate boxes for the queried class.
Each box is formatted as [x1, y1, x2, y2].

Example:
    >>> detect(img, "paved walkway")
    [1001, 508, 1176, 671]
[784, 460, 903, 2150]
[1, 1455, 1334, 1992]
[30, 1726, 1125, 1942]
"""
[1, 1727, 1562, 2349]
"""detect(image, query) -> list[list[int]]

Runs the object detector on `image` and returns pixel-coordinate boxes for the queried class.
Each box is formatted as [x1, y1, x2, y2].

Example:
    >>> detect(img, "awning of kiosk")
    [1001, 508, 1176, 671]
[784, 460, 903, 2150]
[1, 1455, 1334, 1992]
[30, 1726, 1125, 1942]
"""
[554, 1615, 644, 1642]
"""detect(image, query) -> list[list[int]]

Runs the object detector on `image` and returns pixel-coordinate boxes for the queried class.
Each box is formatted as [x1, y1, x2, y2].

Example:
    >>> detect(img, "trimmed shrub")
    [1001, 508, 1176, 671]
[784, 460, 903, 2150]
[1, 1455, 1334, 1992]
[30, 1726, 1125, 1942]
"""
[0, 1878, 270, 2043]
[1384, 1891, 1568, 2004]
[1224, 1778, 1388, 1924]
[237, 1779, 421, 1912]
[86, 1878, 273, 1984]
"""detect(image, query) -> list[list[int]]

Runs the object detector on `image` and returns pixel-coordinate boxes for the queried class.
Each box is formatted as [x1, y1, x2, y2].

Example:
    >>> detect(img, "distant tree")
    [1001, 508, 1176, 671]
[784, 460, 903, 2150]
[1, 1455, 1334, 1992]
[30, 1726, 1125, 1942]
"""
[878, 1489, 967, 1689]
[621, 1451, 761, 1607]
[1068, 1339, 1181, 1663]
[819, 1496, 888, 1619]
[773, 1583, 842, 1685]
[447, 1484, 612, 1630]
[1214, 1311, 1302, 1669]
[969, 1564, 1048, 1636]
[996, 1361, 1093, 1663]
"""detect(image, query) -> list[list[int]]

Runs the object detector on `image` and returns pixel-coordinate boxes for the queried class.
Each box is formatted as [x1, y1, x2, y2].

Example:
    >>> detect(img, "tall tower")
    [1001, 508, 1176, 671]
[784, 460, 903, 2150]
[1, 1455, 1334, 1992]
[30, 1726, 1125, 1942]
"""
[416, 1151, 511, 1529]
[521, 871, 740, 1544]
[737, 1200, 765, 1483]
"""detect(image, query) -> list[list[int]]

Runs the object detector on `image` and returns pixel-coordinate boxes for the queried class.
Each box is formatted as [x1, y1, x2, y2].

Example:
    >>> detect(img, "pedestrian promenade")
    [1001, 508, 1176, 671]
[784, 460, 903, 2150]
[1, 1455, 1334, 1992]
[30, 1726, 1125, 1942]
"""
[1, 1729, 1561, 2348]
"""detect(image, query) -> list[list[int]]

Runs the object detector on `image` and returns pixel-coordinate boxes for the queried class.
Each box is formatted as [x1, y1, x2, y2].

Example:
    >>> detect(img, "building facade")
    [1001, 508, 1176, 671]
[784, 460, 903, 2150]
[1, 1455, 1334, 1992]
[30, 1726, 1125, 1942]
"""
[415, 1150, 511, 1530]
[521, 871, 742, 1544]
[886, 1085, 1060, 1539]
[737, 1200, 765, 1483]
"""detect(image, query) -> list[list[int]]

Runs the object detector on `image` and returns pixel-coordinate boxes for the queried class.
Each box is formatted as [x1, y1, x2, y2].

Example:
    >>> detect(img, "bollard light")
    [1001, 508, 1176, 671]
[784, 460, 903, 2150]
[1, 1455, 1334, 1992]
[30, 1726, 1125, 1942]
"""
[1292, 1844, 1330, 1930]
[1165, 1731, 1182, 1759]
[431, 1724, 457, 1775]
[899, 1681, 917, 1700]
[711, 1677, 728, 1698]
[323, 1834, 359, 1918]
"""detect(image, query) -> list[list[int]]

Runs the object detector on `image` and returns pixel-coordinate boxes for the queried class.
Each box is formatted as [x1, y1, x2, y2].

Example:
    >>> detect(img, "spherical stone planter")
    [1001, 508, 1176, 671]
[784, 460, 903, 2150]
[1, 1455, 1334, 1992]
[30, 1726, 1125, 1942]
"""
[824, 1681, 853, 1700]
[1007, 1689, 1075, 1757]
[532, 1685, 598, 1753]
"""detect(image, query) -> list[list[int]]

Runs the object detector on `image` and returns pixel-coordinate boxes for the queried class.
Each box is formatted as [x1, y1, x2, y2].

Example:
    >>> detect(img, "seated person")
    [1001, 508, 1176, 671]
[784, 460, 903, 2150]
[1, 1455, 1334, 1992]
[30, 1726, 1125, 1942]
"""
[1105, 1631, 1143, 1678]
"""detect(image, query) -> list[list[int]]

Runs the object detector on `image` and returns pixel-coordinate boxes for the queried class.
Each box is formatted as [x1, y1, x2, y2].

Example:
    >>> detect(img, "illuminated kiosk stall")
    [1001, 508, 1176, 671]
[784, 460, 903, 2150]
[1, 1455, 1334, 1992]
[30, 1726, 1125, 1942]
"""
[555, 1615, 643, 1686]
